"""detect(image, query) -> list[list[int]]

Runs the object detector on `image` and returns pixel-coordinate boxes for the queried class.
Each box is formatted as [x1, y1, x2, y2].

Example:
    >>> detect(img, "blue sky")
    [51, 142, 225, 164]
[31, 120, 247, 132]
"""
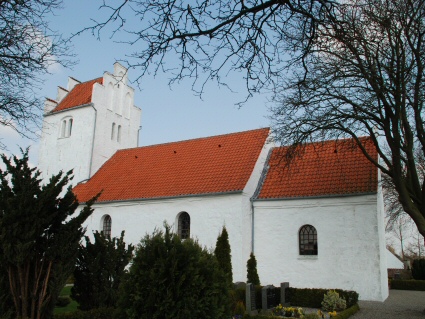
[3, 0, 271, 165]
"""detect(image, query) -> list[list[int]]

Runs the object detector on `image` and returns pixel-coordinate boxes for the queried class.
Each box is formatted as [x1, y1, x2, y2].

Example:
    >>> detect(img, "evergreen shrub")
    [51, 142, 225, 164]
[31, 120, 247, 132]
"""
[71, 231, 134, 310]
[412, 259, 425, 280]
[247, 253, 260, 285]
[333, 304, 360, 319]
[116, 224, 230, 319]
[215, 226, 233, 285]
[55, 296, 71, 308]
[391, 279, 425, 291]
[321, 290, 346, 312]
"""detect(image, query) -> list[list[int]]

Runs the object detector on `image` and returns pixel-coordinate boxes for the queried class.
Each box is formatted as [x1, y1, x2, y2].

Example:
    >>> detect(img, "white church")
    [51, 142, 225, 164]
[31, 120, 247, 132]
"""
[38, 63, 389, 301]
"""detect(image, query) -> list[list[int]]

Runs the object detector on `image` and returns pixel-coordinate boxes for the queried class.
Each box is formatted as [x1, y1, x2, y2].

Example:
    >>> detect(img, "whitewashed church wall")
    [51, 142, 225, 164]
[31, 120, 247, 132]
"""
[241, 141, 274, 278]
[89, 75, 141, 177]
[253, 194, 389, 301]
[376, 172, 389, 299]
[83, 193, 249, 282]
[38, 106, 95, 185]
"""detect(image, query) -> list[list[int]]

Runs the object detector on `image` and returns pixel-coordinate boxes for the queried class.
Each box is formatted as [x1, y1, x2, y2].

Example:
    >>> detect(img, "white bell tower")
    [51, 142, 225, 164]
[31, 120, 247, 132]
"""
[38, 62, 142, 185]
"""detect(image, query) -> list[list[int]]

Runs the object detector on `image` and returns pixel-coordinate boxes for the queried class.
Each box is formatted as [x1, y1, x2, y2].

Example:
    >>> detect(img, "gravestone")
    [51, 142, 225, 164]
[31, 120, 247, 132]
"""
[246, 283, 257, 314]
[262, 285, 279, 310]
[280, 282, 290, 306]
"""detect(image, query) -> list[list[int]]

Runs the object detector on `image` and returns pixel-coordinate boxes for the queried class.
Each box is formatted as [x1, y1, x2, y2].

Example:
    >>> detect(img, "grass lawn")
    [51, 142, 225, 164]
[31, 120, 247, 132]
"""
[54, 285, 79, 315]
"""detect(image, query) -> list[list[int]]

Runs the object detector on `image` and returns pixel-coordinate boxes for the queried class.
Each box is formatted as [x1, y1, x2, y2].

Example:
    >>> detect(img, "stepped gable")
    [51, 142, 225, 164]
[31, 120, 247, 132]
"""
[257, 137, 378, 199]
[73, 128, 270, 203]
[51, 77, 103, 113]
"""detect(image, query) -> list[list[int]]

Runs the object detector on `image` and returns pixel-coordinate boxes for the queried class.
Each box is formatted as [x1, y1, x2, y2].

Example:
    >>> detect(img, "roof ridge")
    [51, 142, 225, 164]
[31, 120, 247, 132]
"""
[116, 127, 270, 153]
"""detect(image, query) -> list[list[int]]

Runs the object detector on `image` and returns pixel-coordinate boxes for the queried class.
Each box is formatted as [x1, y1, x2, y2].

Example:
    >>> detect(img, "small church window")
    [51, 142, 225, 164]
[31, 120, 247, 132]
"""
[299, 224, 318, 255]
[60, 117, 73, 138]
[68, 118, 73, 137]
[178, 212, 190, 239]
[111, 123, 116, 140]
[102, 215, 112, 238]
[117, 125, 121, 142]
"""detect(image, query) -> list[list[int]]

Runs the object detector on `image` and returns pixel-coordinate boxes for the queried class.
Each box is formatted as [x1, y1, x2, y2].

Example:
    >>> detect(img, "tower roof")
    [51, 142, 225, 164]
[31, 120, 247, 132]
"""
[73, 128, 270, 203]
[256, 137, 378, 199]
[51, 78, 103, 113]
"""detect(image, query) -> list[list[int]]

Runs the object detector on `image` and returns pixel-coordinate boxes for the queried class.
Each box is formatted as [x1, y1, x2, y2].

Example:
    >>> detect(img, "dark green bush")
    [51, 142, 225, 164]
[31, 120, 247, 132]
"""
[116, 224, 230, 319]
[54, 308, 114, 319]
[285, 288, 358, 308]
[391, 279, 425, 291]
[333, 304, 360, 319]
[247, 253, 260, 285]
[72, 231, 134, 311]
[215, 226, 233, 285]
[55, 296, 71, 308]
[412, 259, 425, 280]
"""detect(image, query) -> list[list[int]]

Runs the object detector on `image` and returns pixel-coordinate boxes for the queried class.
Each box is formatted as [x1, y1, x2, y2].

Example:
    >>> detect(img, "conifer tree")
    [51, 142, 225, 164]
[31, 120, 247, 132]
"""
[72, 230, 134, 310]
[0, 150, 97, 319]
[247, 253, 260, 285]
[214, 226, 233, 285]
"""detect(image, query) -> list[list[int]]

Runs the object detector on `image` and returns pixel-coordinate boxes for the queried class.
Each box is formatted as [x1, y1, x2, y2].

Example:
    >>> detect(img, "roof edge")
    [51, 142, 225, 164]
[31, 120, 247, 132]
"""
[44, 103, 93, 116]
[77, 190, 243, 205]
[254, 191, 377, 201]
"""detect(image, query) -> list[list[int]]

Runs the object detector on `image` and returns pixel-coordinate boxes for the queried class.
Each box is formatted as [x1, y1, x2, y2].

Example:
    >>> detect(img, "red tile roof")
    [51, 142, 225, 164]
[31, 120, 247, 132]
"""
[51, 78, 103, 113]
[73, 128, 270, 203]
[257, 137, 378, 199]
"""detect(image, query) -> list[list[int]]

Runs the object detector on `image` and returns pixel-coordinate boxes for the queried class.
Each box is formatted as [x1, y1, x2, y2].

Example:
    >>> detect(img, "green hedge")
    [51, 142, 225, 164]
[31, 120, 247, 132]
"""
[285, 288, 358, 308]
[333, 304, 360, 319]
[391, 279, 425, 291]
[53, 308, 115, 319]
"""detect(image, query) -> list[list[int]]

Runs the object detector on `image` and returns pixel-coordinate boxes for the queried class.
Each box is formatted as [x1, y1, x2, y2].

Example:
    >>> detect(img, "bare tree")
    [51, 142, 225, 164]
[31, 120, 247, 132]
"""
[0, 0, 73, 149]
[87, 0, 425, 237]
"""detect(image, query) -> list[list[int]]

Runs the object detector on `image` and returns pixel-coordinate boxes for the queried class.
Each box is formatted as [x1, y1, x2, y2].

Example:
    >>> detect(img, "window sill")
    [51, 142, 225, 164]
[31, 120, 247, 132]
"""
[297, 255, 318, 260]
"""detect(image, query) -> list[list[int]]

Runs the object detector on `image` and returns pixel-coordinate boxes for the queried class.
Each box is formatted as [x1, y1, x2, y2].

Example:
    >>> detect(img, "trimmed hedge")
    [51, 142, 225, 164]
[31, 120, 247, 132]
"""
[54, 308, 114, 319]
[391, 279, 425, 291]
[333, 304, 360, 319]
[285, 288, 358, 308]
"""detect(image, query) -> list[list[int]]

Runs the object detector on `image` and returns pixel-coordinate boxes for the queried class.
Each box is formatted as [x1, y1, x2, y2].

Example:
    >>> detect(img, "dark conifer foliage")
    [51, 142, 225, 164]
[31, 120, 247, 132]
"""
[0, 150, 96, 319]
[72, 230, 134, 310]
[116, 224, 230, 319]
[247, 253, 260, 286]
[214, 226, 233, 285]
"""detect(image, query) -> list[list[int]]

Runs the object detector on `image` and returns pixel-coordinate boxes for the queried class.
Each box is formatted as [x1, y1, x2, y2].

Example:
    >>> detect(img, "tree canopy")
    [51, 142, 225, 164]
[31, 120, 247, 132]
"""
[89, 0, 425, 238]
[0, 0, 72, 149]
[0, 150, 96, 319]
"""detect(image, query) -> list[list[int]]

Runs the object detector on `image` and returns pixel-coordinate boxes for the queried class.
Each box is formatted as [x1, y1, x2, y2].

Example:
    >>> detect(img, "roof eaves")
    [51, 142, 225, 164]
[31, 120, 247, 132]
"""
[254, 191, 377, 201]
[78, 190, 244, 205]
[44, 103, 94, 117]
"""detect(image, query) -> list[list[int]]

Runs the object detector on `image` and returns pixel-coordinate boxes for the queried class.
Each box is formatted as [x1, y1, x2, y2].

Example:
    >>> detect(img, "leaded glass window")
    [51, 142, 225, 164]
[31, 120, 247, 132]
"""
[299, 225, 318, 255]
[178, 212, 190, 239]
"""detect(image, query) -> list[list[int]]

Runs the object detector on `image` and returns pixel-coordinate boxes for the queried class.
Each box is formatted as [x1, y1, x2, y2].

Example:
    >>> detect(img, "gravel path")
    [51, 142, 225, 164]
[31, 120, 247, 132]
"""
[350, 290, 425, 318]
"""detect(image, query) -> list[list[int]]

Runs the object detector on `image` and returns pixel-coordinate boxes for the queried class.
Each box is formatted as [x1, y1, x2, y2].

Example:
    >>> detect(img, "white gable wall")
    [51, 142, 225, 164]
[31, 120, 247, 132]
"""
[38, 106, 95, 184]
[253, 194, 388, 301]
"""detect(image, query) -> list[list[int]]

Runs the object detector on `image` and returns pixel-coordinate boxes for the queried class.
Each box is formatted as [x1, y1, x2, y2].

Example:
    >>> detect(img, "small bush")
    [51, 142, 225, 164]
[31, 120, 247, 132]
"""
[247, 253, 260, 285]
[321, 290, 346, 312]
[55, 296, 71, 308]
[391, 279, 425, 291]
[412, 259, 425, 280]
[234, 301, 246, 315]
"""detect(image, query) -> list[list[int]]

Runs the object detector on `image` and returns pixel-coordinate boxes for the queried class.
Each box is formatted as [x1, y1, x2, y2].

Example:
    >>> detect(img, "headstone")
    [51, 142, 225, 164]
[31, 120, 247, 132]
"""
[246, 283, 256, 314]
[280, 282, 290, 306]
[262, 285, 278, 310]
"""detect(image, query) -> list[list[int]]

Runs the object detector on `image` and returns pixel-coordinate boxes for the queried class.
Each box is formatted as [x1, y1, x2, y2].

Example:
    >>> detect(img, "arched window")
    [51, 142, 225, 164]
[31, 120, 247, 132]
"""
[178, 212, 190, 239]
[299, 225, 318, 255]
[111, 122, 116, 140]
[60, 117, 73, 138]
[117, 125, 121, 142]
[61, 120, 67, 138]
[102, 215, 112, 237]
[68, 118, 73, 137]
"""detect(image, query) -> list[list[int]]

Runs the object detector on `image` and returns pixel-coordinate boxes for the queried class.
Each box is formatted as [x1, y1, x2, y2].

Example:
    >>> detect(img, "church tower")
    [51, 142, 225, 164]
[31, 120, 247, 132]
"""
[38, 62, 142, 185]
